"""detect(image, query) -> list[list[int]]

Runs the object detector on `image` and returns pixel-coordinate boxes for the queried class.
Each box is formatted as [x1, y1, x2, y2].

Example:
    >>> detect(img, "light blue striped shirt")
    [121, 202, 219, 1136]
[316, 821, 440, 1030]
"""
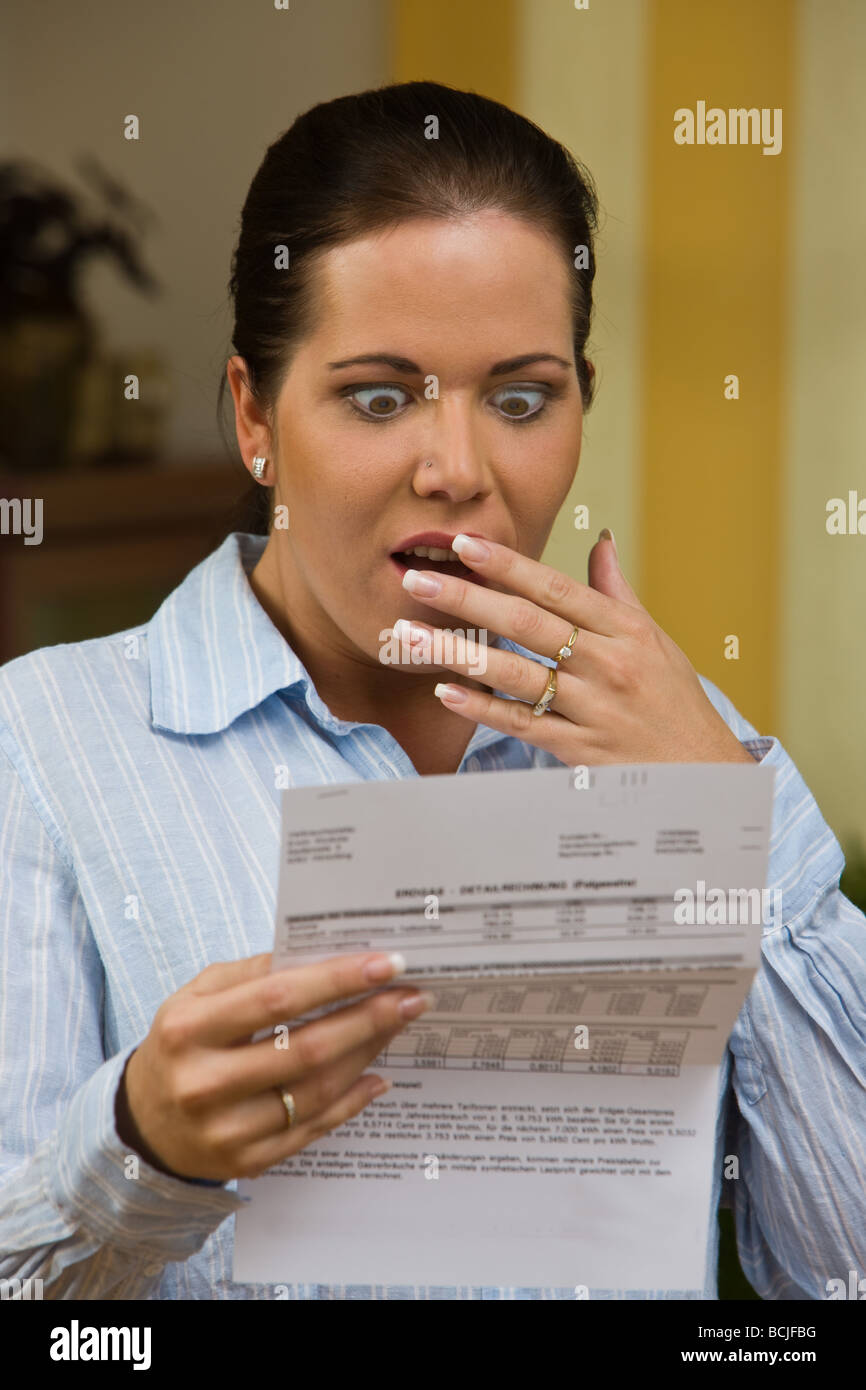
[1, 530, 863, 1300]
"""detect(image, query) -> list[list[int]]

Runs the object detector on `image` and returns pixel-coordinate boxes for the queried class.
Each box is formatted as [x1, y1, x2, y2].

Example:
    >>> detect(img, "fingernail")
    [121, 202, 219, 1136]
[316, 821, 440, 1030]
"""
[599, 526, 617, 556]
[399, 991, 435, 1019]
[369, 1078, 393, 1099]
[393, 618, 433, 649]
[452, 534, 490, 562]
[365, 952, 407, 982]
[402, 568, 442, 596]
[434, 682, 468, 705]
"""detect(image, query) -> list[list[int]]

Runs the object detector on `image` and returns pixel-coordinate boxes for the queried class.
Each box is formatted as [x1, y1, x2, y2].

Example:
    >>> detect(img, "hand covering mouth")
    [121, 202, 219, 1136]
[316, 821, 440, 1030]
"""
[390, 549, 489, 584]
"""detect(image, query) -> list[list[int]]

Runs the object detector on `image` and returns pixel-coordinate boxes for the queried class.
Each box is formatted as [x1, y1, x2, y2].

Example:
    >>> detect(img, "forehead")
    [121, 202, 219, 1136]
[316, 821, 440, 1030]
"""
[306, 211, 573, 355]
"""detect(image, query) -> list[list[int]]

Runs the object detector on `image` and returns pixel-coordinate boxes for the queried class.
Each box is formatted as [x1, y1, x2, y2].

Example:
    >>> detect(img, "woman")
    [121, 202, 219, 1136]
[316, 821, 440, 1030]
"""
[1, 81, 863, 1301]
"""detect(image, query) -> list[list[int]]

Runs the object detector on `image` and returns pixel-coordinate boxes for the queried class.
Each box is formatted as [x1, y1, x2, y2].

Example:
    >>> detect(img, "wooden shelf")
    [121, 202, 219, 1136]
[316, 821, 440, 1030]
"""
[0, 457, 256, 665]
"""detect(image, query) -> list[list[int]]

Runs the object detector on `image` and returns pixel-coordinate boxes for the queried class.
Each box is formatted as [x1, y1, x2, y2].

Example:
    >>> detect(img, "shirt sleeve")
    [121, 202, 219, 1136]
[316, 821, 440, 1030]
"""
[698, 675, 866, 1300]
[0, 724, 246, 1300]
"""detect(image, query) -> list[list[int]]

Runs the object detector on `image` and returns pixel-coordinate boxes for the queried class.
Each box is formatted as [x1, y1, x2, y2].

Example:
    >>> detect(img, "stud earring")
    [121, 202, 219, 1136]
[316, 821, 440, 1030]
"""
[252, 456, 267, 481]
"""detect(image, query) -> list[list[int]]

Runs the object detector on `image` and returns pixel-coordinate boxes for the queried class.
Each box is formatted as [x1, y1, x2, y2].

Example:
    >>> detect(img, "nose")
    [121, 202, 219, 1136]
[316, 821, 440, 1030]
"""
[411, 393, 491, 503]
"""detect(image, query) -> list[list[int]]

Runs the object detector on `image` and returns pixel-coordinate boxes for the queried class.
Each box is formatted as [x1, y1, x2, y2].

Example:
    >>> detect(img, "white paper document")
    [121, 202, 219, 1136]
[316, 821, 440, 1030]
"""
[233, 762, 775, 1293]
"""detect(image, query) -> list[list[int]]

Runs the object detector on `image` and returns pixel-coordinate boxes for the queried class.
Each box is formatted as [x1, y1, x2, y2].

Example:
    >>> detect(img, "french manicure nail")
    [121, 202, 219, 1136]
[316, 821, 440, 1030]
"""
[393, 618, 432, 648]
[365, 952, 407, 982]
[434, 682, 468, 705]
[399, 991, 435, 1019]
[402, 569, 442, 596]
[452, 534, 490, 562]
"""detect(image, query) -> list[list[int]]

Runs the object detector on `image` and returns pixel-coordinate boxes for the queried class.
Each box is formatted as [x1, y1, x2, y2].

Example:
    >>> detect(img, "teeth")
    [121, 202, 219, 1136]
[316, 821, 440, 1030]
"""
[403, 544, 460, 562]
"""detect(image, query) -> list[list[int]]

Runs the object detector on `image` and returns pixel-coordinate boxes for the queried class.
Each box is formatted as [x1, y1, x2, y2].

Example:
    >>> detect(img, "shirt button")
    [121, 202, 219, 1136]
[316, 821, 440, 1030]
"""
[467, 756, 481, 772]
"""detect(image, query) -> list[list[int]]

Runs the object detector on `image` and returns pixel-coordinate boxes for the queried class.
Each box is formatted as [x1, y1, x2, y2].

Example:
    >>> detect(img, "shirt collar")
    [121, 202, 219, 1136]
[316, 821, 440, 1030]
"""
[147, 530, 554, 737]
[148, 532, 304, 734]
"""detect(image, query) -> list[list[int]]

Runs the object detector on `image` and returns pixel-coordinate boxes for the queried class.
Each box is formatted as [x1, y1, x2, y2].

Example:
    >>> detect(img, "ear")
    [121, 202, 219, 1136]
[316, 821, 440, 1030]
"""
[226, 356, 271, 470]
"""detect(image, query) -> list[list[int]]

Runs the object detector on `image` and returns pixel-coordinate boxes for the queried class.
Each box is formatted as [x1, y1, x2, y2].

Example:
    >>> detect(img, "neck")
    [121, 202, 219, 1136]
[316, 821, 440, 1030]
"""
[247, 536, 486, 775]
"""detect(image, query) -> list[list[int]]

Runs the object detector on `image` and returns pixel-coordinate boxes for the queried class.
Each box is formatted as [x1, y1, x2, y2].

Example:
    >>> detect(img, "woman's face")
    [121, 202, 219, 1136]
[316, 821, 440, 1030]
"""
[259, 209, 586, 669]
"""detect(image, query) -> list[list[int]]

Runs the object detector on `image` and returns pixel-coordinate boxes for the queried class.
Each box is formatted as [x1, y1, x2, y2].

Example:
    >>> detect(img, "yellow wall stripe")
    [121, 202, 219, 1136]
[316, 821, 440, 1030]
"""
[641, 0, 794, 731]
[389, 0, 516, 105]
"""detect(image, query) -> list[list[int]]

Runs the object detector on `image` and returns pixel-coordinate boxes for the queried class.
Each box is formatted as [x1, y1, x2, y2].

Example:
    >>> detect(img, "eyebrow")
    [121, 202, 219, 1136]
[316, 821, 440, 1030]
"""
[327, 352, 574, 376]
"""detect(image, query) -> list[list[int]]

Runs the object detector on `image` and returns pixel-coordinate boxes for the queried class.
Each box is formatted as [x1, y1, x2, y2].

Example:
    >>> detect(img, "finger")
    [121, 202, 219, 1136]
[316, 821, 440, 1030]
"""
[181, 953, 273, 997]
[401, 535, 640, 643]
[393, 608, 601, 686]
[394, 621, 593, 717]
[215, 1023, 406, 1151]
[235, 1070, 395, 1179]
[214, 985, 431, 1099]
[186, 950, 411, 1047]
[433, 677, 588, 762]
[587, 531, 644, 609]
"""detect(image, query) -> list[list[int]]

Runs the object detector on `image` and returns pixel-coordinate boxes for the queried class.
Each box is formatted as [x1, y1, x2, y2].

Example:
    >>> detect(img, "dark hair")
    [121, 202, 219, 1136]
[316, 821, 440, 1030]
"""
[218, 80, 601, 534]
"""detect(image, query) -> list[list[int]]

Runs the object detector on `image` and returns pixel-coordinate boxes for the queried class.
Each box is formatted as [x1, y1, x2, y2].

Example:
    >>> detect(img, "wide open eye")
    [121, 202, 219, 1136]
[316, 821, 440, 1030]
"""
[490, 385, 550, 421]
[347, 385, 411, 419]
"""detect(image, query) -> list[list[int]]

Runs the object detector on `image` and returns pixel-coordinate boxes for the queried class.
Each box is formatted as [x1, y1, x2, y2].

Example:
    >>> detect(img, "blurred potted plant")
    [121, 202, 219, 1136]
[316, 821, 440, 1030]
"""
[0, 157, 160, 471]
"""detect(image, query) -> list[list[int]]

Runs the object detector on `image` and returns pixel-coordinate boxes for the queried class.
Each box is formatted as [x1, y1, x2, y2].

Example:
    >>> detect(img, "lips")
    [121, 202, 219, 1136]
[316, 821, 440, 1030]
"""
[390, 529, 492, 554]
[389, 531, 492, 587]
[390, 553, 487, 585]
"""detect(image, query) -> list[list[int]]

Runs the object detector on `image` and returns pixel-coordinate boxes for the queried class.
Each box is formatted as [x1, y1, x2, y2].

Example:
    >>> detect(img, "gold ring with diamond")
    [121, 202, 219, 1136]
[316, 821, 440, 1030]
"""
[553, 627, 579, 663]
[531, 666, 558, 716]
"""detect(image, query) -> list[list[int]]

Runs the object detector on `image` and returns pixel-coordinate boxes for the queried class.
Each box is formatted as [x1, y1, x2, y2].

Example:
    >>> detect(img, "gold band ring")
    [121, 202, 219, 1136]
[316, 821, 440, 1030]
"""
[277, 1086, 296, 1129]
[553, 627, 579, 663]
[531, 666, 558, 716]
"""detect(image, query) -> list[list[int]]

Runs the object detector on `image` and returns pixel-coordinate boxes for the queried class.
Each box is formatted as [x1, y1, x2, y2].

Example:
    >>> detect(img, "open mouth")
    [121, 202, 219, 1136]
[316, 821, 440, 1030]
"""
[390, 551, 488, 586]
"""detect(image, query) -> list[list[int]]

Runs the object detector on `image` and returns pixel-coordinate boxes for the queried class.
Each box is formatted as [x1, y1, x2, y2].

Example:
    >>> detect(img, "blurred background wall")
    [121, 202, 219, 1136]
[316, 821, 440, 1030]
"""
[0, 0, 388, 456]
[2, 0, 863, 854]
